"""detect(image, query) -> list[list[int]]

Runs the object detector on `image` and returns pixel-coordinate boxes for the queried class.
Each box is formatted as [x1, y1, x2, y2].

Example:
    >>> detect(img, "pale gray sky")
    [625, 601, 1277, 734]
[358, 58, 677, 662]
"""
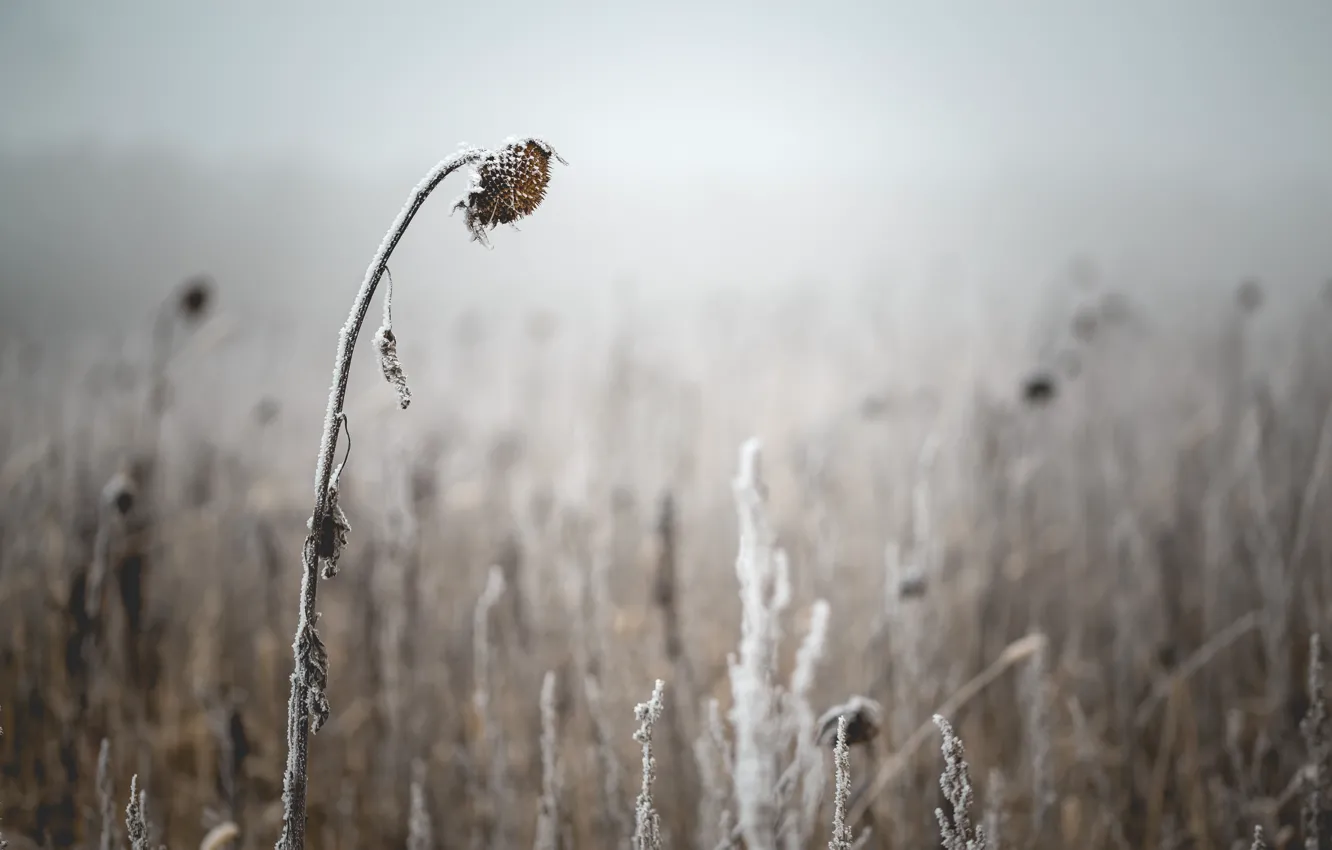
[2, 0, 1331, 340]
[3, 0, 1330, 182]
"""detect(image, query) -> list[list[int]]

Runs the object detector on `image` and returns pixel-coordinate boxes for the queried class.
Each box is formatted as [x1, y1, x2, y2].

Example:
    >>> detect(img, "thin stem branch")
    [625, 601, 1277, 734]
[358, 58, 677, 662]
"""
[276, 148, 483, 850]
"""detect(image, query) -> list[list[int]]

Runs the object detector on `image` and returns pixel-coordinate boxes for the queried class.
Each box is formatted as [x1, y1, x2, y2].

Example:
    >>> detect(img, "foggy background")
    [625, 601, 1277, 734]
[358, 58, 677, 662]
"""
[2, 0, 1331, 343]
[7, 5, 1332, 847]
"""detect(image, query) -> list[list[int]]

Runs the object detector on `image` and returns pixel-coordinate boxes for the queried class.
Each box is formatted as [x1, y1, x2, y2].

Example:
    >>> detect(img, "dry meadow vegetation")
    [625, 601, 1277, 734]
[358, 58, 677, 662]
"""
[3, 146, 1332, 850]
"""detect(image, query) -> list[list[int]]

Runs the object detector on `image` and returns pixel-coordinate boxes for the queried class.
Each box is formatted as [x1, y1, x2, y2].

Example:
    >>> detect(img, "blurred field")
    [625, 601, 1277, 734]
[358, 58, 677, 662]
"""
[3, 259, 1332, 850]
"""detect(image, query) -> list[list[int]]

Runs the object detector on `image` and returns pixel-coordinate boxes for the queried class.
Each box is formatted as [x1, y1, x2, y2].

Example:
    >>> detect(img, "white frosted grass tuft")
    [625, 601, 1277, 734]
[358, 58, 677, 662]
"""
[533, 670, 562, 850]
[828, 716, 853, 850]
[632, 679, 666, 850]
[473, 565, 506, 720]
[934, 715, 987, 850]
[785, 598, 831, 848]
[406, 760, 432, 850]
[727, 437, 791, 849]
[790, 600, 829, 707]
[693, 698, 735, 850]
[125, 776, 151, 850]
[584, 674, 632, 844]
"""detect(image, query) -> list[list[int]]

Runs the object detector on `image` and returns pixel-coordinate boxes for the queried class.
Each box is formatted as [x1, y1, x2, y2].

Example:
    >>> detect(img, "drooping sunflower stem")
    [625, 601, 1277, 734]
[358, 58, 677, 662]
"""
[277, 139, 563, 850]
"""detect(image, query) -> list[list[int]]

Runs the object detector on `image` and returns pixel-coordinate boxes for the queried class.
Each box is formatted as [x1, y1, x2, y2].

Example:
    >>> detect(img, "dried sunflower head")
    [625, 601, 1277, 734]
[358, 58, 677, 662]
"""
[454, 138, 566, 245]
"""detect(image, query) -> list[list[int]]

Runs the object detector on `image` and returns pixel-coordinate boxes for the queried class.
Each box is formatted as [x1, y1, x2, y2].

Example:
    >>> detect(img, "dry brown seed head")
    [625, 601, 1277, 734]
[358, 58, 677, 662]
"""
[816, 696, 884, 748]
[1021, 371, 1058, 406]
[454, 139, 567, 244]
[102, 470, 137, 516]
[898, 569, 928, 599]
[177, 274, 214, 320]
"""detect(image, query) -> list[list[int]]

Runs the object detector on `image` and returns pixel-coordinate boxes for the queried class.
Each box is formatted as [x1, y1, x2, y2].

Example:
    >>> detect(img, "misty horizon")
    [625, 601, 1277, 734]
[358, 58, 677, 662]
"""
[2, 0, 1331, 345]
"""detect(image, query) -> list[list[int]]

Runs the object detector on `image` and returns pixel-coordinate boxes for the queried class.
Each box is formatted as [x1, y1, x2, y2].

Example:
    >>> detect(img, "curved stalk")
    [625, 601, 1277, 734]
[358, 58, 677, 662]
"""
[276, 148, 483, 850]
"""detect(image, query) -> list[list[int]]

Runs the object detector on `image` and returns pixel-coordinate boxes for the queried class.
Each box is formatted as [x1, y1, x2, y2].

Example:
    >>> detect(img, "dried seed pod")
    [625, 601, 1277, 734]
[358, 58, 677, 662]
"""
[816, 696, 884, 747]
[177, 274, 214, 321]
[897, 567, 929, 599]
[102, 471, 137, 517]
[454, 138, 567, 245]
[1020, 371, 1058, 406]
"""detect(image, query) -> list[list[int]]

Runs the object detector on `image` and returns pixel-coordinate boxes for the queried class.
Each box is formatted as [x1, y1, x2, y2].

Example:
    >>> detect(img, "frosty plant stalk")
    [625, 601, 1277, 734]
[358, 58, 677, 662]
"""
[276, 138, 564, 850]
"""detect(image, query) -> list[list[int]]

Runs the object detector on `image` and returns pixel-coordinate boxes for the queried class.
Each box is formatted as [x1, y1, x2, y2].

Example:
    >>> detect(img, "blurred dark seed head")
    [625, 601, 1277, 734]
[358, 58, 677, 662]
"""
[1236, 278, 1264, 316]
[1071, 307, 1099, 343]
[454, 139, 567, 245]
[897, 569, 928, 600]
[177, 274, 215, 321]
[816, 695, 884, 747]
[252, 396, 281, 428]
[1021, 371, 1058, 406]
[1099, 291, 1133, 326]
[102, 471, 137, 516]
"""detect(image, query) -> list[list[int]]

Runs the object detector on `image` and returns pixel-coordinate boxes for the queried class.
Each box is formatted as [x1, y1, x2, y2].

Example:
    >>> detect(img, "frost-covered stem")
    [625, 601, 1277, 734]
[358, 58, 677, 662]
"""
[125, 776, 151, 850]
[1023, 639, 1053, 837]
[728, 438, 791, 849]
[1302, 633, 1328, 850]
[828, 717, 853, 850]
[473, 565, 508, 849]
[97, 739, 115, 850]
[1, 708, 7, 850]
[934, 715, 986, 850]
[633, 680, 666, 850]
[276, 149, 484, 850]
[585, 674, 632, 844]
[786, 599, 830, 848]
[534, 671, 561, 850]
[407, 760, 432, 850]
